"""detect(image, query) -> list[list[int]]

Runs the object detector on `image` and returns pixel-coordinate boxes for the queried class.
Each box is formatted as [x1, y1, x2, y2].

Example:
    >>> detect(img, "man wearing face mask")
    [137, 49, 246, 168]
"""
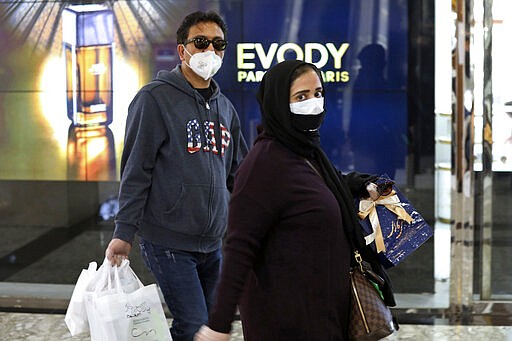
[105, 10, 248, 341]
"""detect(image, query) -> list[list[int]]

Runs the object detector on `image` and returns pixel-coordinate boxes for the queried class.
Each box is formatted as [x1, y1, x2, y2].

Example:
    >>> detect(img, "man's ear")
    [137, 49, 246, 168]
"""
[177, 44, 186, 62]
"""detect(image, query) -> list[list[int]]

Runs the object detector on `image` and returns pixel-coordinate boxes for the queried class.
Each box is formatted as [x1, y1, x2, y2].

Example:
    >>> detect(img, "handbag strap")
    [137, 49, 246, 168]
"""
[304, 158, 324, 180]
[304, 157, 387, 287]
[305, 158, 360, 258]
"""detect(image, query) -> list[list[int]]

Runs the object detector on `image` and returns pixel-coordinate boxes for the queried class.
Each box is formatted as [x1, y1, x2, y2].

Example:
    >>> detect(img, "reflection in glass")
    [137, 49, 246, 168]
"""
[63, 4, 114, 126]
[67, 124, 116, 181]
[348, 43, 406, 180]
[153, 43, 179, 76]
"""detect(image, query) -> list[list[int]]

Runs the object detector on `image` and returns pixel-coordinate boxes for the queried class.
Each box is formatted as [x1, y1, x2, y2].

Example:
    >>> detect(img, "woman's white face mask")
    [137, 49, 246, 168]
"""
[289, 97, 325, 131]
[184, 48, 223, 80]
[289, 97, 324, 115]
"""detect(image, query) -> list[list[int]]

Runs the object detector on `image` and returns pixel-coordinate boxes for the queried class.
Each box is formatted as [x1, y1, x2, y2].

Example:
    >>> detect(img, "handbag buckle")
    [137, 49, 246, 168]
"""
[354, 250, 386, 287]
[354, 250, 364, 272]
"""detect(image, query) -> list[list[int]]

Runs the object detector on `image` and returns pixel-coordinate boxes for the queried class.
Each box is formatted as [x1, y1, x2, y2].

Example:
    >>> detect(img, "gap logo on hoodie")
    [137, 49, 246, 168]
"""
[187, 118, 231, 156]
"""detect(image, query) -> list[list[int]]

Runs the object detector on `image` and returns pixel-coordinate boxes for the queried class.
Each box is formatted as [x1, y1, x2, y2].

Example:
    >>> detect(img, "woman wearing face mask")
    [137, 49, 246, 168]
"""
[194, 60, 396, 341]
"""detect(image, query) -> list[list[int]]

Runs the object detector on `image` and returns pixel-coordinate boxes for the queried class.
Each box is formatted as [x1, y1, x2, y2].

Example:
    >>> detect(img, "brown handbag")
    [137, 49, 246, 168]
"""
[348, 251, 397, 341]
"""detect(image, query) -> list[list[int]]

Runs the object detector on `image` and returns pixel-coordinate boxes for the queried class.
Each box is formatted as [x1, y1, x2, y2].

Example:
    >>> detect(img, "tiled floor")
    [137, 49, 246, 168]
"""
[2, 312, 512, 341]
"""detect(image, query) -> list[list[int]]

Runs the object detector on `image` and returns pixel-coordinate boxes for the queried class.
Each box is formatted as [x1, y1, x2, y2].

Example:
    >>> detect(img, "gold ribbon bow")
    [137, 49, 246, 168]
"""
[358, 191, 414, 253]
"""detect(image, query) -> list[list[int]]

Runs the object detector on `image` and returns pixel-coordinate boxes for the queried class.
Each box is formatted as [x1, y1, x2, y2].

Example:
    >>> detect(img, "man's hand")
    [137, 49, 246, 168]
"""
[105, 238, 132, 266]
[194, 325, 230, 341]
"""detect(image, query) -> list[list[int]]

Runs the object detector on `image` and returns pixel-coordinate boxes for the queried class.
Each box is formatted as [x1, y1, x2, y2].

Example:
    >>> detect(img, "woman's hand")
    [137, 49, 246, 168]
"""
[366, 182, 380, 201]
[194, 325, 230, 341]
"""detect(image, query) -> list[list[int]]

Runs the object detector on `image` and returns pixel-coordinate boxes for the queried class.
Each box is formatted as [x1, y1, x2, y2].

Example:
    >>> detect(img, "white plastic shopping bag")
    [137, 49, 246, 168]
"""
[84, 258, 172, 341]
[64, 261, 98, 336]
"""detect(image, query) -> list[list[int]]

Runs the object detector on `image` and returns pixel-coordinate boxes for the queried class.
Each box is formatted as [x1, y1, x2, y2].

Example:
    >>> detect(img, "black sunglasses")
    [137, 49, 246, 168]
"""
[184, 36, 228, 51]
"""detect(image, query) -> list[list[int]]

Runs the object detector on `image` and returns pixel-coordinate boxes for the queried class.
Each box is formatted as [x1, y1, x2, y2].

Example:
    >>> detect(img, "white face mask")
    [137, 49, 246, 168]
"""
[184, 48, 223, 80]
[289, 97, 326, 132]
[289, 97, 324, 115]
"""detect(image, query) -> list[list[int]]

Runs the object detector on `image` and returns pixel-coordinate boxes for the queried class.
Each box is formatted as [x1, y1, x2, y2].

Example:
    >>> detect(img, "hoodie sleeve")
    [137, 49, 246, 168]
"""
[226, 109, 249, 193]
[113, 90, 167, 243]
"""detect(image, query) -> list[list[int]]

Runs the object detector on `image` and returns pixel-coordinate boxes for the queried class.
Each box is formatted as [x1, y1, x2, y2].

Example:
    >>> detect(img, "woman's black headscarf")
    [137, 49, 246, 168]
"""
[256, 60, 396, 306]
[256, 59, 363, 246]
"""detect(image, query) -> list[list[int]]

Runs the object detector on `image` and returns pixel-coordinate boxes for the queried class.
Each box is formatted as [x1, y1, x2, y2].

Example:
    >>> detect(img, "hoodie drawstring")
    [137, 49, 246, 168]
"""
[215, 100, 223, 160]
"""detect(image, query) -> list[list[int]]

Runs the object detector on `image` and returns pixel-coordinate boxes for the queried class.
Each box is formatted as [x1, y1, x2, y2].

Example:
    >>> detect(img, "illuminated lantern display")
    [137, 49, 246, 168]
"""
[62, 3, 114, 126]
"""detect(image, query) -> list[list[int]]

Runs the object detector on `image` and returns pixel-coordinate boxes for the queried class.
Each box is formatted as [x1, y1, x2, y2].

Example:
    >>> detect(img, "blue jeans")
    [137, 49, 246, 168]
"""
[139, 239, 221, 341]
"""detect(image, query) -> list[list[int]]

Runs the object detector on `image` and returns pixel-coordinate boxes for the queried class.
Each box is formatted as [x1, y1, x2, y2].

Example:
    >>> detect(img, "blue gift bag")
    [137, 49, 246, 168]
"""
[355, 175, 433, 268]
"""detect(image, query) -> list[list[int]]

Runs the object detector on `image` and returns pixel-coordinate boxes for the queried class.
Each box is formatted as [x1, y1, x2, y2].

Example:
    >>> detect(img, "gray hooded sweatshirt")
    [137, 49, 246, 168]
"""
[113, 65, 248, 253]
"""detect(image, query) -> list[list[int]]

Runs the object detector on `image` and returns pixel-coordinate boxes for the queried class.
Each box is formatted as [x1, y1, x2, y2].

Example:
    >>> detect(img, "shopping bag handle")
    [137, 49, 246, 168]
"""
[84, 257, 111, 294]
[87, 261, 97, 273]
[86, 257, 144, 294]
[111, 258, 144, 293]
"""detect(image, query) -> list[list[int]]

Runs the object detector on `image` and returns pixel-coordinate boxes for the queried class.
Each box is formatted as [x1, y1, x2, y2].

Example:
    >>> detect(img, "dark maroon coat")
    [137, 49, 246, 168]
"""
[208, 136, 351, 340]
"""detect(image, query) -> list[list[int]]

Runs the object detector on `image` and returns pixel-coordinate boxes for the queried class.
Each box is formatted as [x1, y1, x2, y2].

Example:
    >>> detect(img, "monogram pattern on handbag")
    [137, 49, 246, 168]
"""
[348, 261, 396, 340]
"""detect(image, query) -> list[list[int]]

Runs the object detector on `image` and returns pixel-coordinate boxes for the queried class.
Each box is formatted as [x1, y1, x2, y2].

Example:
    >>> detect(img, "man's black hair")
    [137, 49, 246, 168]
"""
[176, 11, 228, 44]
